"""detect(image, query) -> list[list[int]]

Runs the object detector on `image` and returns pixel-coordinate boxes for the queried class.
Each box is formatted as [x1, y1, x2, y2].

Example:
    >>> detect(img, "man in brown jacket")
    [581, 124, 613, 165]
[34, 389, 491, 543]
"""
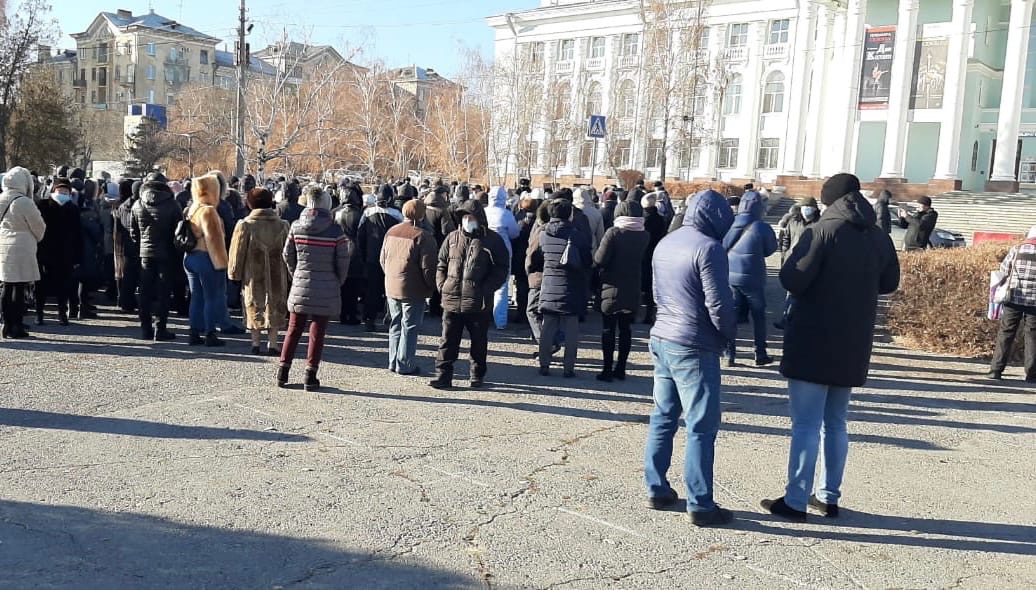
[381, 199, 437, 375]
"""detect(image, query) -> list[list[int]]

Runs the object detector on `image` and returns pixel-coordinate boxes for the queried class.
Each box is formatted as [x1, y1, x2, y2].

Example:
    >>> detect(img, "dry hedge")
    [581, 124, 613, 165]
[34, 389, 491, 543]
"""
[887, 243, 1014, 358]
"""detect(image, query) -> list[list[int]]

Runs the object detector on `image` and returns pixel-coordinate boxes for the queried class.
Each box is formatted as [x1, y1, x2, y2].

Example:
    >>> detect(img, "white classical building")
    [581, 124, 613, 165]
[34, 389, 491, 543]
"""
[487, 0, 1036, 196]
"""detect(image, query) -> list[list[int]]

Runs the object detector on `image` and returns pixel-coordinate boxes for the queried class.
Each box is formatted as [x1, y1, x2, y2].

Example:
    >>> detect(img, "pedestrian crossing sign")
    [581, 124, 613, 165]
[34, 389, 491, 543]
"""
[587, 115, 607, 138]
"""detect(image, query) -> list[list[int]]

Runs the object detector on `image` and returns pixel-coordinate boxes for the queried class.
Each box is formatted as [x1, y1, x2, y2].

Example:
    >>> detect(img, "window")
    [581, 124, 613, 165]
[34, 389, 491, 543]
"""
[79, 68, 86, 82]
[616, 139, 632, 167]
[647, 139, 665, 168]
[682, 138, 701, 171]
[618, 80, 636, 118]
[90, 90, 97, 104]
[98, 68, 107, 86]
[147, 89, 155, 103]
[580, 141, 596, 168]
[769, 19, 790, 44]
[724, 74, 742, 115]
[522, 140, 540, 168]
[728, 23, 749, 47]
[97, 42, 109, 63]
[91, 67, 96, 81]
[558, 39, 575, 61]
[590, 37, 606, 59]
[126, 64, 134, 82]
[699, 27, 710, 51]
[1020, 160, 1036, 183]
[146, 42, 156, 56]
[585, 82, 603, 118]
[757, 138, 780, 169]
[98, 87, 107, 104]
[550, 82, 571, 119]
[971, 141, 979, 172]
[762, 71, 785, 113]
[200, 50, 209, 65]
[146, 64, 156, 80]
[549, 140, 569, 169]
[530, 42, 545, 65]
[622, 33, 639, 56]
[719, 138, 739, 169]
[114, 66, 120, 81]
[691, 78, 707, 116]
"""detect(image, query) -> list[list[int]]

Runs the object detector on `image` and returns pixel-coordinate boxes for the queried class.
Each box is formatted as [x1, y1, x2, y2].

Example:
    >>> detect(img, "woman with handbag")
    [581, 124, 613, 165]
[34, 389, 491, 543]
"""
[530, 199, 592, 378]
[184, 173, 230, 347]
[988, 226, 1036, 382]
[0, 167, 46, 338]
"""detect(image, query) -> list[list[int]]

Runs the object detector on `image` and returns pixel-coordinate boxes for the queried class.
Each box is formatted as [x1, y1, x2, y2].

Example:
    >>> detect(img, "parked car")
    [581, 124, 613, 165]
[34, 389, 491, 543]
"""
[889, 204, 966, 249]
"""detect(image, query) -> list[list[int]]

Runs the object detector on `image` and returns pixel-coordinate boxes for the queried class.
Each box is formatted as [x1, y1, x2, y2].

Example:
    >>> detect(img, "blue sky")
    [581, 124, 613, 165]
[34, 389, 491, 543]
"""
[53, 0, 539, 77]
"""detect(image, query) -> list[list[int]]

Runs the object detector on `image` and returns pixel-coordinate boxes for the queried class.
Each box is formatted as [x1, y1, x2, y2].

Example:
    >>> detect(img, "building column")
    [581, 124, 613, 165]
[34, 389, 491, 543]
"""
[803, 6, 833, 178]
[933, 0, 974, 182]
[832, 0, 868, 175]
[878, 0, 919, 179]
[988, 0, 1035, 191]
[779, 2, 818, 176]
[734, 23, 767, 180]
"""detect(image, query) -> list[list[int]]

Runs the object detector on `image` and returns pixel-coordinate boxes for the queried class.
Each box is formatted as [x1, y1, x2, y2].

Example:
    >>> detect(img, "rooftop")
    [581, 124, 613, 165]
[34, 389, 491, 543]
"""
[214, 50, 278, 76]
[94, 9, 220, 42]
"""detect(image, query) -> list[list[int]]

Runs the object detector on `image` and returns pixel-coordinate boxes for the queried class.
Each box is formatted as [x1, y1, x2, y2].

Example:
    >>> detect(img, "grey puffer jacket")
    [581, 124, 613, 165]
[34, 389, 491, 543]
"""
[284, 208, 352, 317]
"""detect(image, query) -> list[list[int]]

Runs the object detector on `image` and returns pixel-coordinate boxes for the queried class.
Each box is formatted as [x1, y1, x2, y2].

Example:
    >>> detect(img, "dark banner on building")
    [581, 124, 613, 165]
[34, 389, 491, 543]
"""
[859, 26, 896, 110]
[910, 36, 948, 109]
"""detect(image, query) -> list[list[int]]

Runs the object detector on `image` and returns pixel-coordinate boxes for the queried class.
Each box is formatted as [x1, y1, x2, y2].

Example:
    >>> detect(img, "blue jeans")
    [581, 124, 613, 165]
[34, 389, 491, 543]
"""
[184, 252, 227, 333]
[493, 277, 510, 329]
[388, 297, 426, 374]
[729, 286, 768, 361]
[644, 338, 722, 513]
[784, 379, 851, 511]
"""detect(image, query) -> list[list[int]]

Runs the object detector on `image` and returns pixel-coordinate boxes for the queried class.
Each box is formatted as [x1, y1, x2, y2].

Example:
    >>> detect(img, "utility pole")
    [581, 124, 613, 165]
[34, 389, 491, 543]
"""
[234, 0, 247, 177]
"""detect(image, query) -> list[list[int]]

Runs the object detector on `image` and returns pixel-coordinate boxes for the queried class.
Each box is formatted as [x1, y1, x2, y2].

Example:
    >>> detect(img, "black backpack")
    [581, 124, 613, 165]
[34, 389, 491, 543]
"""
[173, 208, 197, 254]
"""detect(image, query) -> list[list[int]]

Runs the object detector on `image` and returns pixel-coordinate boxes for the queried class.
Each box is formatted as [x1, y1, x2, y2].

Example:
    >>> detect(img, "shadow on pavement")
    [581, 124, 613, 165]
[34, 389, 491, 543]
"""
[0, 500, 474, 588]
[0, 408, 311, 442]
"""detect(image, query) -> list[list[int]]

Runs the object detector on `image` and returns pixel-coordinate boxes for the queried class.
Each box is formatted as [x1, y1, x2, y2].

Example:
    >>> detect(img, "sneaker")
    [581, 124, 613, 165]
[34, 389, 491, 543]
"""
[645, 487, 679, 510]
[204, 332, 226, 347]
[760, 497, 807, 522]
[689, 506, 735, 527]
[755, 355, 775, 366]
[188, 332, 205, 346]
[808, 494, 839, 518]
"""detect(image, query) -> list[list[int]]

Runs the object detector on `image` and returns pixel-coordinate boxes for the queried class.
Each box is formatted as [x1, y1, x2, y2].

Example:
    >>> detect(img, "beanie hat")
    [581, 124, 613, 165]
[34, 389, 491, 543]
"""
[917, 195, 932, 207]
[548, 199, 572, 220]
[615, 200, 643, 218]
[820, 173, 861, 206]
[799, 197, 818, 207]
[52, 177, 72, 191]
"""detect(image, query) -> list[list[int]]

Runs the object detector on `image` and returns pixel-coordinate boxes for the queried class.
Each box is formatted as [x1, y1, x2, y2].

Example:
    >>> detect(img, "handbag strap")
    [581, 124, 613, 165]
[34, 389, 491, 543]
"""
[0, 195, 26, 224]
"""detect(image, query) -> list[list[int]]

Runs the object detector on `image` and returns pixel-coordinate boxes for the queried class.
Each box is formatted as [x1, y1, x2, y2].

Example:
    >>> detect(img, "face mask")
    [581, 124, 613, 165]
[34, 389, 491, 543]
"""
[802, 206, 816, 219]
[866, 197, 878, 207]
[463, 219, 479, 233]
[52, 192, 71, 205]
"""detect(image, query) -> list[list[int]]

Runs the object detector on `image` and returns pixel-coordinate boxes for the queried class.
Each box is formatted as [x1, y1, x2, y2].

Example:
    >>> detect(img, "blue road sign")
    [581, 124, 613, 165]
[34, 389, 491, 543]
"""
[587, 115, 607, 139]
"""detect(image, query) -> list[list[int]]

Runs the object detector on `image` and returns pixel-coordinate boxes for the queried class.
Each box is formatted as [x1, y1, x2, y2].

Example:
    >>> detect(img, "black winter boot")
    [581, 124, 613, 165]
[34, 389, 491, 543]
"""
[154, 321, 176, 342]
[304, 367, 321, 392]
[204, 331, 225, 347]
[189, 330, 205, 346]
[57, 310, 69, 326]
[428, 371, 453, 390]
[140, 318, 155, 340]
[277, 364, 290, 388]
[613, 359, 627, 381]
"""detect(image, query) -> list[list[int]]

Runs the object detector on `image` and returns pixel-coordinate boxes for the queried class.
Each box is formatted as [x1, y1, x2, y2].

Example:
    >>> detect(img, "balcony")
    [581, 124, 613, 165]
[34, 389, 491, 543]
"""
[618, 54, 639, 69]
[585, 56, 604, 71]
[723, 46, 748, 62]
[555, 60, 574, 74]
[764, 43, 788, 60]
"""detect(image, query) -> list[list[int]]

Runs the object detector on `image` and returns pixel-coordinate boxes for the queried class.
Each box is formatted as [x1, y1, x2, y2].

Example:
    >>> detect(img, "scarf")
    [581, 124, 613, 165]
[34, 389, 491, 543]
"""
[613, 216, 644, 231]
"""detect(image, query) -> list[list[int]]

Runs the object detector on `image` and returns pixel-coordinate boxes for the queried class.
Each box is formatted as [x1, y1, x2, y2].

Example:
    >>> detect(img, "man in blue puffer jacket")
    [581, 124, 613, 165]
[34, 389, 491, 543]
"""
[644, 189, 736, 527]
[722, 190, 777, 366]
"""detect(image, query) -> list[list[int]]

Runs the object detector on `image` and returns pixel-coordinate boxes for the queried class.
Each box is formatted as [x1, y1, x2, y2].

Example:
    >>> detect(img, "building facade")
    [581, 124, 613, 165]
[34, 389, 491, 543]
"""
[488, 0, 1036, 195]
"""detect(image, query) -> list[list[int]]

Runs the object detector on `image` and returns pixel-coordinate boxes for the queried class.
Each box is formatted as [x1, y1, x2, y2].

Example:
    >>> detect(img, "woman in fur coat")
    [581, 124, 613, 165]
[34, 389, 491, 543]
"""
[185, 173, 229, 346]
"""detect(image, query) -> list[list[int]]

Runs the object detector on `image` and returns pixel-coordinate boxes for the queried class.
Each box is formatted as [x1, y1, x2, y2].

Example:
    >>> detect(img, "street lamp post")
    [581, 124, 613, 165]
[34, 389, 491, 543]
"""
[168, 131, 202, 177]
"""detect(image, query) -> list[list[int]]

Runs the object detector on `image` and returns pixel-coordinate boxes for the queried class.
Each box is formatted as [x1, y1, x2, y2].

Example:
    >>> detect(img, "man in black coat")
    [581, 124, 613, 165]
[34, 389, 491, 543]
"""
[357, 184, 401, 331]
[430, 200, 509, 390]
[333, 184, 367, 325]
[423, 185, 456, 316]
[35, 178, 81, 326]
[896, 195, 937, 251]
[760, 173, 900, 522]
[130, 172, 180, 341]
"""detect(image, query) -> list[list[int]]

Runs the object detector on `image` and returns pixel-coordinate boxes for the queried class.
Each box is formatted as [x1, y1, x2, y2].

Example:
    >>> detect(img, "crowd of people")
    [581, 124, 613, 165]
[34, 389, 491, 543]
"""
[2, 162, 1034, 528]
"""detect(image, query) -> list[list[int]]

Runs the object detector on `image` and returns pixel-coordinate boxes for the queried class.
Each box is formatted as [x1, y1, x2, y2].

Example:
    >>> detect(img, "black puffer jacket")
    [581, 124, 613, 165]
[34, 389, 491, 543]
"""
[642, 205, 668, 292]
[357, 185, 400, 266]
[424, 189, 456, 247]
[535, 219, 592, 316]
[780, 192, 900, 387]
[37, 199, 82, 274]
[512, 205, 537, 279]
[436, 200, 510, 314]
[333, 186, 366, 278]
[131, 175, 181, 261]
[594, 214, 649, 315]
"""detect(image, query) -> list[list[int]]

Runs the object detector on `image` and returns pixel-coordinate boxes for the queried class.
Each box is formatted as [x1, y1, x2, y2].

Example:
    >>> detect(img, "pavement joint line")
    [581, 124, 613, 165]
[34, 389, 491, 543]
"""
[183, 396, 229, 405]
[797, 537, 870, 590]
[742, 563, 826, 589]
[555, 507, 648, 539]
[321, 432, 364, 447]
[233, 403, 277, 419]
[426, 466, 492, 488]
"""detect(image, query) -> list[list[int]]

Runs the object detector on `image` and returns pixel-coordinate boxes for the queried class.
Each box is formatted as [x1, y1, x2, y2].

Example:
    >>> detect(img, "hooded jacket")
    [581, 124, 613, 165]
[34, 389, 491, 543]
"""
[873, 190, 892, 234]
[485, 186, 520, 256]
[332, 185, 366, 279]
[37, 192, 82, 275]
[0, 167, 46, 283]
[533, 218, 592, 316]
[641, 203, 668, 292]
[228, 208, 291, 329]
[778, 205, 817, 254]
[780, 191, 900, 387]
[574, 188, 605, 252]
[187, 174, 229, 270]
[284, 207, 352, 317]
[131, 175, 181, 261]
[437, 200, 510, 314]
[525, 203, 552, 291]
[357, 184, 401, 266]
[723, 191, 778, 291]
[594, 203, 650, 315]
[650, 190, 736, 353]
[424, 188, 456, 246]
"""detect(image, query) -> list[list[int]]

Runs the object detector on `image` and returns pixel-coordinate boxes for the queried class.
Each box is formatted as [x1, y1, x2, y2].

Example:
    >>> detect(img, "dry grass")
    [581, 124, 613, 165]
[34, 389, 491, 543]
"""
[665, 181, 745, 199]
[887, 243, 1015, 359]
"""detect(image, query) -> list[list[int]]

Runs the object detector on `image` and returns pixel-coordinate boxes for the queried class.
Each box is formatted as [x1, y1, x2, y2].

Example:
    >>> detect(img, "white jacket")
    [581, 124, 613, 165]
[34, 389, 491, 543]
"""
[0, 167, 46, 283]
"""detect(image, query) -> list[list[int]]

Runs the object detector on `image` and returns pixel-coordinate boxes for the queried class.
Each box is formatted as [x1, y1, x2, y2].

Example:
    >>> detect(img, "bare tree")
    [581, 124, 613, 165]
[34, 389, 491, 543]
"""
[0, 0, 58, 169]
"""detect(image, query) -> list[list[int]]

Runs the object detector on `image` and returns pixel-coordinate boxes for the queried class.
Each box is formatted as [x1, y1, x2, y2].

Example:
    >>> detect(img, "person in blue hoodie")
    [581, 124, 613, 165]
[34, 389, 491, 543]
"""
[722, 190, 777, 366]
[485, 186, 519, 329]
[644, 189, 736, 528]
